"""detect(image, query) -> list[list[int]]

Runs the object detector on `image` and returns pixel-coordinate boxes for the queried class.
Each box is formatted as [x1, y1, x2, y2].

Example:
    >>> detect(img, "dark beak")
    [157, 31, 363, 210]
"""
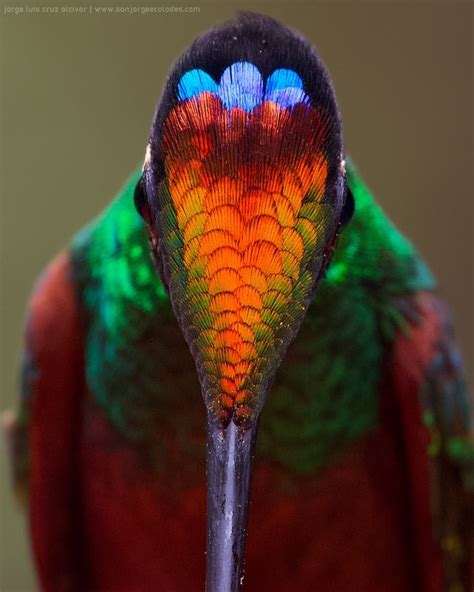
[206, 416, 259, 592]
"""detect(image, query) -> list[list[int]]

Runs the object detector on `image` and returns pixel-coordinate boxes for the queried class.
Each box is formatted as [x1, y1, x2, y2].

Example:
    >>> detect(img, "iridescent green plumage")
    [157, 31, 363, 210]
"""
[71, 162, 435, 473]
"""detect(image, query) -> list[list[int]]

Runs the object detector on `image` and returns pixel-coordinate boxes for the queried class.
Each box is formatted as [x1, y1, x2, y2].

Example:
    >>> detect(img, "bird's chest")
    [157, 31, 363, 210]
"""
[78, 286, 414, 589]
[77, 386, 416, 592]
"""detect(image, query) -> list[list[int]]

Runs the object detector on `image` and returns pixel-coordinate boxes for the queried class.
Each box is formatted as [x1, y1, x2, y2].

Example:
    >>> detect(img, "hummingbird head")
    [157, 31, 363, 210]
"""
[136, 12, 353, 429]
[134, 12, 353, 590]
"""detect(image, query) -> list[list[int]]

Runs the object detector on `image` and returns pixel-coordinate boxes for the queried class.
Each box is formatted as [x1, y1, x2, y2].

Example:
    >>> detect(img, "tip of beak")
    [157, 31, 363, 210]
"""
[206, 417, 259, 592]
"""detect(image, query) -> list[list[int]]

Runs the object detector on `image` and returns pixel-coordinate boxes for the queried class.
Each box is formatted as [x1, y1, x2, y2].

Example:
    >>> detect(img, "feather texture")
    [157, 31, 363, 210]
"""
[71, 161, 435, 473]
[155, 64, 341, 426]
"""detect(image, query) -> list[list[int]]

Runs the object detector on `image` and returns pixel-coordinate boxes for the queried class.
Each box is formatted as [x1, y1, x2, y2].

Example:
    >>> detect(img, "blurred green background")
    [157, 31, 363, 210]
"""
[0, 1, 472, 590]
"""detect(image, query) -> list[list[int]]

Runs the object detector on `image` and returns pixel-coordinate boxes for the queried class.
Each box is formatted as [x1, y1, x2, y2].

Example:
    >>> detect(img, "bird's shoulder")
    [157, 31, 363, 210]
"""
[70, 172, 194, 460]
[258, 162, 437, 473]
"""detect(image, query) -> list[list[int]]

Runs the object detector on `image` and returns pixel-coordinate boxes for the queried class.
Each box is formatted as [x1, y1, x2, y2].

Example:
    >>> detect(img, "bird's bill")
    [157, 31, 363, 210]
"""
[206, 416, 259, 592]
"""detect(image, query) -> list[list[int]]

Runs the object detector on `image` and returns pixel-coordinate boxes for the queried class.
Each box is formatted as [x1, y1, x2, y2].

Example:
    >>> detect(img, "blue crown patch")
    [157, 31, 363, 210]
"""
[177, 61, 309, 111]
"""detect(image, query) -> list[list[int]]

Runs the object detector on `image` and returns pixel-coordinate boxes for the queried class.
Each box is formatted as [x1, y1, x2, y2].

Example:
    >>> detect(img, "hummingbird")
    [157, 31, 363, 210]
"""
[3, 12, 473, 592]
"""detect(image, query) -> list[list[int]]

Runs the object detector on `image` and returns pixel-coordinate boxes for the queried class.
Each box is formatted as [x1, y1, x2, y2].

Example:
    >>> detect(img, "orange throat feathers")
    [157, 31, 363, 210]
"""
[154, 64, 341, 427]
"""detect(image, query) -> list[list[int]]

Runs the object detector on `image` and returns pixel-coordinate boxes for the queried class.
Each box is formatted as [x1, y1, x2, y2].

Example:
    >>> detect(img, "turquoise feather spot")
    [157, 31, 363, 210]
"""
[265, 69, 308, 107]
[266, 68, 304, 92]
[178, 69, 218, 100]
[218, 61, 263, 111]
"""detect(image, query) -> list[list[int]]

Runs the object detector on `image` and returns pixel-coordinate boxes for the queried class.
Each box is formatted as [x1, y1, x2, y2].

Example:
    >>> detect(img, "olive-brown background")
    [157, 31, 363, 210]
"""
[0, 1, 472, 590]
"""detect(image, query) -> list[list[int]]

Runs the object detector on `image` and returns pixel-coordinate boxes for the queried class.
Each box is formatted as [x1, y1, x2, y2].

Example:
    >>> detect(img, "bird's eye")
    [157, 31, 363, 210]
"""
[134, 176, 153, 226]
[339, 183, 354, 230]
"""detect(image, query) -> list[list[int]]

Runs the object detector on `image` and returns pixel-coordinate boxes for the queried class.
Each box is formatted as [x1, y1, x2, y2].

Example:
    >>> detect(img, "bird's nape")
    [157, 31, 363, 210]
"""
[135, 12, 352, 591]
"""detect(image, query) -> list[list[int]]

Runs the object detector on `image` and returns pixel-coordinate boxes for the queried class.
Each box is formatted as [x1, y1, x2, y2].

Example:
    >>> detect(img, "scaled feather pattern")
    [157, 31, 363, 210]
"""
[157, 61, 341, 426]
